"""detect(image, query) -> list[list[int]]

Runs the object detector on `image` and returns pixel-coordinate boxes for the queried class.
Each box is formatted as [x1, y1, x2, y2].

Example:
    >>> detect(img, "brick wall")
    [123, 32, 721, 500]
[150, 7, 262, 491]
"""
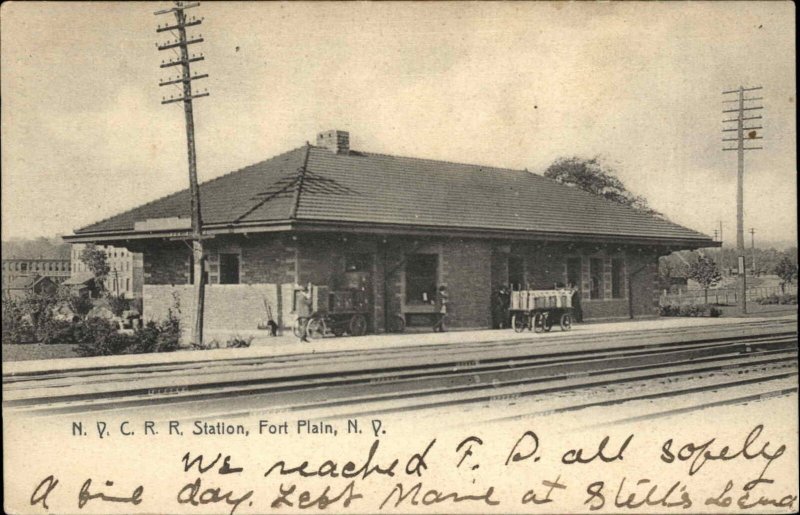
[441, 238, 492, 328]
[142, 235, 299, 340]
[142, 234, 663, 334]
[144, 235, 297, 287]
[490, 246, 509, 290]
[519, 243, 568, 289]
[579, 249, 659, 320]
[628, 251, 660, 318]
[581, 299, 629, 320]
[142, 243, 191, 285]
[240, 234, 296, 285]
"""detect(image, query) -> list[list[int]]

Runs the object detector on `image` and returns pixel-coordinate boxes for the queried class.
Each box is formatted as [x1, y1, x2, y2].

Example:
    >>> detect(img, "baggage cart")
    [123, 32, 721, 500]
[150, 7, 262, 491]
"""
[509, 288, 576, 333]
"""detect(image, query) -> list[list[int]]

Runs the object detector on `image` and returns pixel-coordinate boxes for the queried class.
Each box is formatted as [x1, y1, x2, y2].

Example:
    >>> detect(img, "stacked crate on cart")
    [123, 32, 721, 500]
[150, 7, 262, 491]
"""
[512, 289, 573, 309]
[509, 288, 575, 332]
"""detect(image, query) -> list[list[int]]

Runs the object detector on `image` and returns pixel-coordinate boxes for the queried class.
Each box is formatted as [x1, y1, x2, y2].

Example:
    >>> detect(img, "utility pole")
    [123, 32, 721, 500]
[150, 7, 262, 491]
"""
[722, 85, 763, 314]
[155, 1, 210, 345]
[717, 221, 724, 273]
[750, 228, 756, 275]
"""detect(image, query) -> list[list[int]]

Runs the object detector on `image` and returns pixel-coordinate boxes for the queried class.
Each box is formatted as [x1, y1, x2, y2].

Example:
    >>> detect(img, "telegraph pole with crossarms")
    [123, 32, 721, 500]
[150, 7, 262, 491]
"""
[155, 1, 210, 345]
[722, 85, 763, 314]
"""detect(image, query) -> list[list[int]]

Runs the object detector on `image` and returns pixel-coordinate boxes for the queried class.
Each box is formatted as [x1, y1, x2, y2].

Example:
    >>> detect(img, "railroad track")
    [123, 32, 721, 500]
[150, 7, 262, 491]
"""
[222, 346, 797, 423]
[5, 323, 796, 421]
[478, 361, 797, 425]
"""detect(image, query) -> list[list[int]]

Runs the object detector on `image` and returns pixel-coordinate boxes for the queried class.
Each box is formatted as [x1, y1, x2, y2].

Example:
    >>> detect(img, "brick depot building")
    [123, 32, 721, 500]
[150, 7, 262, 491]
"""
[66, 130, 715, 340]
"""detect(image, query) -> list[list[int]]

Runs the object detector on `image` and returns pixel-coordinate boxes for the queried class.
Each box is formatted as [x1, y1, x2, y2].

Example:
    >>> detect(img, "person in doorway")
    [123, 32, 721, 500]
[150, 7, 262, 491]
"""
[295, 283, 313, 342]
[568, 281, 583, 323]
[499, 284, 511, 329]
[490, 285, 505, 329]
[433, 285, 449, 332]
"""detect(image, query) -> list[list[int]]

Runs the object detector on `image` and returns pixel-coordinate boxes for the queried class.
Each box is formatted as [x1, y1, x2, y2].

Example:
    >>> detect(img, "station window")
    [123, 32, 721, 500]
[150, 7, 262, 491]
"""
[405, 254, 438, 304]
[589, 258, 603, 299]
[611, 258, 625, 299]
[219, 253, 240, 284]
[345, 253, 372, 272]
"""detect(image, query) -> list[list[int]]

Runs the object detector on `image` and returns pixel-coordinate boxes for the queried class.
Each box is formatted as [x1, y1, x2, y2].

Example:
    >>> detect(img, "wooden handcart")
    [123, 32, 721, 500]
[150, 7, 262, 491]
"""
[509, 288, 576, 333]
[297, 286, 370, 339]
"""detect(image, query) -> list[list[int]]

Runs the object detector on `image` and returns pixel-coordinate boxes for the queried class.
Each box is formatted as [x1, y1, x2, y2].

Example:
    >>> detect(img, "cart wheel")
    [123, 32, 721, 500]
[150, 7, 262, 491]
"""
[349, 314, 367, 336]
[543, 314, 553, 332]
[293, 317, 308, 338]
[306, 317, 325, 339]
[560, 313, 572, 331]
[533, 312, 545, 333]
[389, 314, 406, 333]
[512, 314, 526, 333]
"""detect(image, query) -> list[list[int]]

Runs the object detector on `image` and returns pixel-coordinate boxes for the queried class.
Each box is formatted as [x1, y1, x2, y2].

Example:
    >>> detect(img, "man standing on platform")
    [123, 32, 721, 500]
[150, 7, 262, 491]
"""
[433, 285, 449, 332]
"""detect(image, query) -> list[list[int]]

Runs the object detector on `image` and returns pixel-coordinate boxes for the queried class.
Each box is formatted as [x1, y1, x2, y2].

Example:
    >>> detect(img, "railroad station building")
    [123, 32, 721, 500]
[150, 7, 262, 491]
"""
[66, 130, 715, 341]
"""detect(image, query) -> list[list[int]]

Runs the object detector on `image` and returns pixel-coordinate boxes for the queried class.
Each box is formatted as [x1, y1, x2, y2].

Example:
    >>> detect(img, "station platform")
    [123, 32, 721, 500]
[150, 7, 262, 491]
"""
[4, 314, 796, 377]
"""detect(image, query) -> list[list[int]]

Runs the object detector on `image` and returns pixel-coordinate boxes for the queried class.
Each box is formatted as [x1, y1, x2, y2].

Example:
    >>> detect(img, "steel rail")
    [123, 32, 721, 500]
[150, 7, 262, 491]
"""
[484, 370, 797, 424]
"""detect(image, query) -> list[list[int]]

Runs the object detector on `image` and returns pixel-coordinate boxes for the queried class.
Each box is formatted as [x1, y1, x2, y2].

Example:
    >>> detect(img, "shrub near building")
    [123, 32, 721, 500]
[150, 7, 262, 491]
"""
[1, 286, 182, 356]
[659, 304, 722, 317]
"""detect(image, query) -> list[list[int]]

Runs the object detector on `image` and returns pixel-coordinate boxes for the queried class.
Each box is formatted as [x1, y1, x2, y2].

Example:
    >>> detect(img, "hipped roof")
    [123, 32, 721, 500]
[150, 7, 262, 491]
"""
[70, 144, 714, 247]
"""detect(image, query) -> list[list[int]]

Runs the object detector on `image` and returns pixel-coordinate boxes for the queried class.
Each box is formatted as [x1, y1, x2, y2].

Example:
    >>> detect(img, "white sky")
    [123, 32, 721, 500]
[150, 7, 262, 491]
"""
[1, 2, 796, 246]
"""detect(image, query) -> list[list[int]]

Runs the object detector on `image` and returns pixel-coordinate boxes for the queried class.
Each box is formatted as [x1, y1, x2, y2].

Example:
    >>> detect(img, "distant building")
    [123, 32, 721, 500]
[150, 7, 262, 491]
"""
[70, 244, 144, 299]
[4, 275, 58, 301]
[1, 258, 71, 290]
[61, 271, 100, 298]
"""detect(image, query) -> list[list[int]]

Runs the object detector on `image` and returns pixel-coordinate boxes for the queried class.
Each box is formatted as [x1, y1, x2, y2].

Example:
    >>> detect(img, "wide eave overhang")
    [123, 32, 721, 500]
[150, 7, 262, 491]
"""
[64, 218, 719, 250]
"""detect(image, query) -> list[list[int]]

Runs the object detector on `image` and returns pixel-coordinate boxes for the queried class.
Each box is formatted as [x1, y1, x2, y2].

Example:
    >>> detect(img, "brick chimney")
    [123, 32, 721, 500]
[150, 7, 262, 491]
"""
[316, 130, 350, 154]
